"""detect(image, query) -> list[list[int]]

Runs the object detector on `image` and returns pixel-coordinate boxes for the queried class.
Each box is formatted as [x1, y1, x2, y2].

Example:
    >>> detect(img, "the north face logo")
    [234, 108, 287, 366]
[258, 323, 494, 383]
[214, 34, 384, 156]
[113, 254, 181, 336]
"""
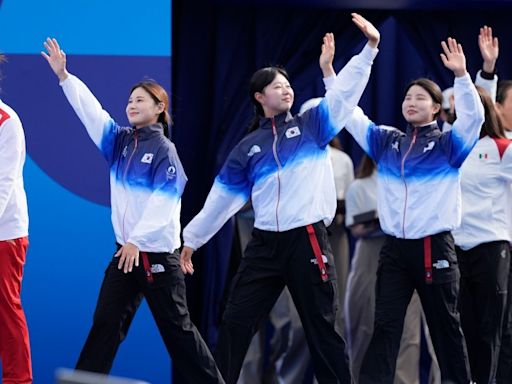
[248, 145, 261, 157]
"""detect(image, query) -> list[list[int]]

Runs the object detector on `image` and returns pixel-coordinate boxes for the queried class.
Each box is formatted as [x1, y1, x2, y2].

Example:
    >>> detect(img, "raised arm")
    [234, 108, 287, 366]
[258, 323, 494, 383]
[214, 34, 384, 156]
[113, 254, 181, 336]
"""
[479, 26, 499, 75]
[41, 38, 69, 82]
[442, 38, 485, 166]
[319, 33, 336, 79]
[305, 14, 379, 147]
[476, 25, 499, 101]
[41, 38, 118, 161]
[440, 37, 467, 78]
[352, 13, 380, 49]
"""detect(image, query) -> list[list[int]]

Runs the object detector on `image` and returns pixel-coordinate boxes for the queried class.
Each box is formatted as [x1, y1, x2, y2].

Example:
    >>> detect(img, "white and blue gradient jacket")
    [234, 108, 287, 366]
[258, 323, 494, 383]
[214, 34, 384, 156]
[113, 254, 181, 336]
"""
[183, 43, 378, 251]
[345, 73, 484, 239]
[61, 75, 187, 252]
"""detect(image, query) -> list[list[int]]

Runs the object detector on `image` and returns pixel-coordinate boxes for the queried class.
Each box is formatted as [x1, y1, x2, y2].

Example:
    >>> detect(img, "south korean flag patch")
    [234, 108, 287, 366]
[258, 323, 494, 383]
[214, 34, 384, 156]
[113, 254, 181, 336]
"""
[285, 126, 301, 139]
[141, 153, 154, 164]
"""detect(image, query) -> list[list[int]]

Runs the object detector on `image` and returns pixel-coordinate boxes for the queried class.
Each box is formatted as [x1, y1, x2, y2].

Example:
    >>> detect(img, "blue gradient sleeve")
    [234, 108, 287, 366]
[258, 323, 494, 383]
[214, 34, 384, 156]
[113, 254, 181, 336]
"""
[183, 147, 251, 250]
[61, 74, 120, 164]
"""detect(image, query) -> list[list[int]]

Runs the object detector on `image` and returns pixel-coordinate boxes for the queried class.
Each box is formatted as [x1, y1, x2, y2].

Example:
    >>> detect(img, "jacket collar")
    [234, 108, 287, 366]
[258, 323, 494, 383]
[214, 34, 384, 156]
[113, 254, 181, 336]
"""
[132, 123, 165, 139]
[405, 121, 440, 138]
[258, 111, 293, 130]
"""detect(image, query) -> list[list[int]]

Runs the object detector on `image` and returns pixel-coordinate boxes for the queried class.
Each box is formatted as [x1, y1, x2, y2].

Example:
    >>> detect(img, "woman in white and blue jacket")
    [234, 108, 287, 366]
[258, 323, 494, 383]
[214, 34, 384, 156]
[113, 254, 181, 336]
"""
[180, 14, 379, 384]
[345, 38, 485, 384]
[42, 38, 224, 383]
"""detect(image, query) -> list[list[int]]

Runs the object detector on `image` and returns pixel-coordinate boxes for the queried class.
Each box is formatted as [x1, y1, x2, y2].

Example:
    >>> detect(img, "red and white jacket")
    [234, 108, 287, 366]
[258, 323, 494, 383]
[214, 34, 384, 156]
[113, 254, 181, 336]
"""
[452, 136, 512, 250]
[0, 100, 28, 240]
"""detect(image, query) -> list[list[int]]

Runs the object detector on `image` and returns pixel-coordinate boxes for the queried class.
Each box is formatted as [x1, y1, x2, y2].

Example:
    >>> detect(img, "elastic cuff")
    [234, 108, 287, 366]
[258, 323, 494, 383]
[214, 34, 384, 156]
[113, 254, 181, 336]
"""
[480, 68, 496, 80]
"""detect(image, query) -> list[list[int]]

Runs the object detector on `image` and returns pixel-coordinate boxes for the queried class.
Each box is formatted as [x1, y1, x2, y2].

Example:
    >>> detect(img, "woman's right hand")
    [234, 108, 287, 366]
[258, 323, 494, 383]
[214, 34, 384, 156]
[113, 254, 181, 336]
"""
[352, 13, 380, 48]
[41, 38, 69, 82]
[478, 26, 499, 74]
[180, 246, 195, 275]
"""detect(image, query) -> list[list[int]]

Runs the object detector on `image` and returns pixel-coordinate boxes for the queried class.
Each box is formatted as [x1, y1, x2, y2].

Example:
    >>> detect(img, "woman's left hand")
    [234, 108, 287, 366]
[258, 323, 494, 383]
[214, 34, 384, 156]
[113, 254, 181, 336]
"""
[440, 37, 467, 77]
[115, 242, 139, 273]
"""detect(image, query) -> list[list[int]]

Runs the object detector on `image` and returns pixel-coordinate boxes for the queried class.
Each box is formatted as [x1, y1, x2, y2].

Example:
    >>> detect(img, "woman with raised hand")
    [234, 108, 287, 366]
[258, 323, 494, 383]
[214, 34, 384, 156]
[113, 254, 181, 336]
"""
[344, 37, 484, 384]
[180, 13, 380, 384]
[42, 38, 224, 383]
[452, 87, 511, 384]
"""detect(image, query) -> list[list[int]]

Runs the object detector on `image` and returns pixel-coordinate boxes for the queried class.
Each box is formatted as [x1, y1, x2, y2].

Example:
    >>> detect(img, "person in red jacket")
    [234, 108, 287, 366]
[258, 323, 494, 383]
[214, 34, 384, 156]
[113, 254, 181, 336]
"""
[0, 53, 32, 384]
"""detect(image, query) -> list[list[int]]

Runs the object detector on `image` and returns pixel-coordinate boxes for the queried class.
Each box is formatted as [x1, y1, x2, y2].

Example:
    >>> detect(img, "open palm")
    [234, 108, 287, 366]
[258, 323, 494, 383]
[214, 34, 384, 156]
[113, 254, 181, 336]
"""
[440, 38, 466, 77]
[41, 38, 69, 81]
[352, 13, 380, 48]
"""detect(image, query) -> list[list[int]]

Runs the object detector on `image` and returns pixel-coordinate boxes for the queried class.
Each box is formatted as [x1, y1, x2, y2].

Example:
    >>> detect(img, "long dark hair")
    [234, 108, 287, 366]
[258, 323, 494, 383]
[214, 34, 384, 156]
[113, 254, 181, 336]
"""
[130, 80, 171, 137]
[356, 154, 376, 179]
[247, 66, 290, 133]
[476, 86, 505, 139]
[404, 78, 443, 120]
[497, 80, 512, 105]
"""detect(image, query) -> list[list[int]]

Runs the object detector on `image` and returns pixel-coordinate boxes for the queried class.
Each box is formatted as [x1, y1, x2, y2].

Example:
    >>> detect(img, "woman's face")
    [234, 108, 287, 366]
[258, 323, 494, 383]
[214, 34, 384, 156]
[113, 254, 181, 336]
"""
[496, 88, 512, 131]
[402, 85, 440, 127]
[255, 73, 294, 118]
[126, 87, 163, 129]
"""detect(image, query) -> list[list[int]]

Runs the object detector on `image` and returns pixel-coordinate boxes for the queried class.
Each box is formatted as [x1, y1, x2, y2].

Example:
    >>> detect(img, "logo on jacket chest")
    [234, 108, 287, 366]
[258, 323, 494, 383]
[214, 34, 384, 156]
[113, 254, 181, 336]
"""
[423, 141, 435, 153]
[248, 145, 261, 157]
[166, 165, 177, 179]
[141, 153, 154, 164]
[122, 146, 128, 157]
[285, 126, 301, 138]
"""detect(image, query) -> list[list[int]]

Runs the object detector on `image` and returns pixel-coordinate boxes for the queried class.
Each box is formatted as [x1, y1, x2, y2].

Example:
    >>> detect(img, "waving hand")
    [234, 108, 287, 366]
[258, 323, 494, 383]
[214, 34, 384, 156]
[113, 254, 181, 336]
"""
[478, 26, 499, 73]
[440, 38, 467, 77]
[41, 38, 69, 82]
[352, 13, 380, 48]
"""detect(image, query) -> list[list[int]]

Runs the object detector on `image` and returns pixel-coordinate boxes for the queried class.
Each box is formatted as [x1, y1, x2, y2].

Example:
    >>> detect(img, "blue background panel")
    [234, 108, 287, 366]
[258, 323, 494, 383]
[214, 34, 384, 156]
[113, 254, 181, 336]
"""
[0, 0, 171, 56]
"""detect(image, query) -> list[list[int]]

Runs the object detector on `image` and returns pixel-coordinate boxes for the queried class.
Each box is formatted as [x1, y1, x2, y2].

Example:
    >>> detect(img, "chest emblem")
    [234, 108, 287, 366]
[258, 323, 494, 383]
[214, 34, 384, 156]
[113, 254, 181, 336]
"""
[391, 141, 399, 152]
[166, 165, 177, 180]
[141, 153, 154, 164]
[423, 141, 435, 153]
[122, 146, 128, 157]
[248, 145, 261, 157]
[285, 126, 301, 139]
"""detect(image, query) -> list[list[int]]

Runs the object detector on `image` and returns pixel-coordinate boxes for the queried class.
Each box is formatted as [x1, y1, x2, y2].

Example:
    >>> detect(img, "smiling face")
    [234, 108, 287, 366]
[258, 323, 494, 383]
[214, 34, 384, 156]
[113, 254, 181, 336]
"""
[254, 73, 294, 118]
[402, 84, 441, 127]
[126, 87, 164, 129]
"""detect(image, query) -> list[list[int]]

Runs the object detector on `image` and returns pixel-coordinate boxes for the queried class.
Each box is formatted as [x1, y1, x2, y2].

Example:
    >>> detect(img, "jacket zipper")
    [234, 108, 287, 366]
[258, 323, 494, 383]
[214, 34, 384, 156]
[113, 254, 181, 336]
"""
[121, 129, 139, 242]
[271, 117, 282, 231]
[400, 127, 417, 238]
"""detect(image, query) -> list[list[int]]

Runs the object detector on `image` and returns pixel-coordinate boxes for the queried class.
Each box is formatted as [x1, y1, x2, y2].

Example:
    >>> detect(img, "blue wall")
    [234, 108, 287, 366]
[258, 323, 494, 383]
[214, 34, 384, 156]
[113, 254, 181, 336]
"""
[0, 1, 172, 383]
